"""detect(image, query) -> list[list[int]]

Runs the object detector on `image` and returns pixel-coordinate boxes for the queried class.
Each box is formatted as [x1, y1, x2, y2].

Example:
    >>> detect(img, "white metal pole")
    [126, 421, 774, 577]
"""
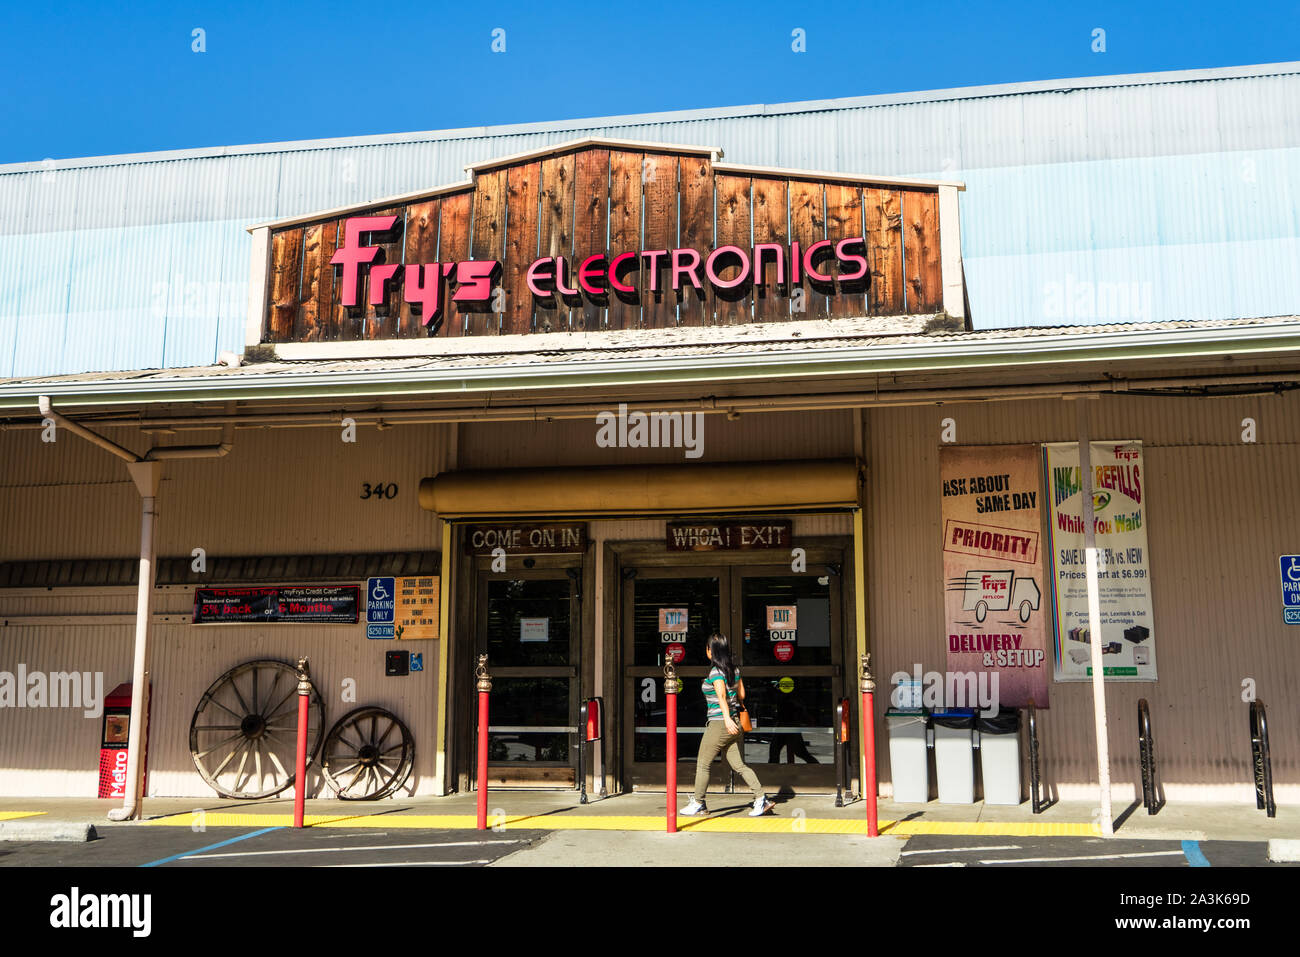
[108, 461, 161, 821]
[1076, 400, 1114, 836]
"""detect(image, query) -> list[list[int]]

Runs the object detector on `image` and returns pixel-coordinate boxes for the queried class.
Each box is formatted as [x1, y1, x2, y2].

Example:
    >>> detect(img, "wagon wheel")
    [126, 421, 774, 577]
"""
[321, 707, 415, 800]
[189, 659, 324, 799]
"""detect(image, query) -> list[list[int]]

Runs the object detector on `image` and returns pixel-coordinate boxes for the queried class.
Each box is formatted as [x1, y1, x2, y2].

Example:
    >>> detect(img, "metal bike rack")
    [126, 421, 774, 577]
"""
[1250, 700, 1276, 818]
[1026, 702, 1044, 814]
[1138, 698, 1161, 815]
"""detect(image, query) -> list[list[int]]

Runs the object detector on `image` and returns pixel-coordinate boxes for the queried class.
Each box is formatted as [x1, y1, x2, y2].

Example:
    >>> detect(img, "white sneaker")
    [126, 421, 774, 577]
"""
[679, 800, 708, 816]
[748, 795, 775, 817]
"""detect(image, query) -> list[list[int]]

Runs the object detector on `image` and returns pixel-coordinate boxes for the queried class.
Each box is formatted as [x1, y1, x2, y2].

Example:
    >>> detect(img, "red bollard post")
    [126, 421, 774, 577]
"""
[664, 660, 681, 834]
[293, 656, 311, 830]
[860, 653, 878, 837]
[475, 655, 492, 831]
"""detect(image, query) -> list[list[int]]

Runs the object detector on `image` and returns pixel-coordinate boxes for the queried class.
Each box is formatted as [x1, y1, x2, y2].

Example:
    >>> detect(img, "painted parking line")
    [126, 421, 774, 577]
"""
[184, 839, 526, 860]
[901, 844, 1022, 856]
[142, 811, 1100, 838]
[978, 850, 1185, 865]
[1182, 840, 1211, 867]
[322, 860, 491, 867]
[0, 811, 46, 822]
[140, 826, 283, 868]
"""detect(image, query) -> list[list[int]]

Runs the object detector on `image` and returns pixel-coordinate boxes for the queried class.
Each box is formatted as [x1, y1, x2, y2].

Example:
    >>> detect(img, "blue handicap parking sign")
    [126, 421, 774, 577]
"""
[410, 653, 423, 672]
[367, 577, 395, 623]
[1279, 557, 1300, 625]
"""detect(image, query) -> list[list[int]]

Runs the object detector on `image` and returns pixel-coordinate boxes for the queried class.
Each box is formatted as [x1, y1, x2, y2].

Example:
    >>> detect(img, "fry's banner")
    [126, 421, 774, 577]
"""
[1044, 441, 1157, 681]
[940, 445, 1050, 708]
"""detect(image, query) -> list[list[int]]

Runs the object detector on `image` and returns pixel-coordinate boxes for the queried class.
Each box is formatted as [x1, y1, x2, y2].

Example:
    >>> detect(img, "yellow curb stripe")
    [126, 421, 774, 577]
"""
[141, 811, 1099, 837]
[0, 811, 47, 822]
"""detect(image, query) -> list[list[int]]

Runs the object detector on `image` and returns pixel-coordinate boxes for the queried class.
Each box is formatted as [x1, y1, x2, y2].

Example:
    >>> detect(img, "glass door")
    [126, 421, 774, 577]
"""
[476, 569, 579, 787]
[622, 567, 727, 789]
[732, 566, 841, 791]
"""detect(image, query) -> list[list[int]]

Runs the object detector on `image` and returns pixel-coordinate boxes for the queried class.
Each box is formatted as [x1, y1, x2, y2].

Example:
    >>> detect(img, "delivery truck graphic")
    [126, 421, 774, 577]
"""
[954, 569, 1041, 624]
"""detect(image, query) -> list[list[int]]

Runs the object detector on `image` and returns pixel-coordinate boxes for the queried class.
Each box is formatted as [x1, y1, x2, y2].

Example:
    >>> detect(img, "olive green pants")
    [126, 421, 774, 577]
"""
[691, 719, 764, 802]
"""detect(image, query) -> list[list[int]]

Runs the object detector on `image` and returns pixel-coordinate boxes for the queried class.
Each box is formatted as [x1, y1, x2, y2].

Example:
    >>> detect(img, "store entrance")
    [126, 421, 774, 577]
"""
[621, 553, 845, 794]
[474, 565, 580, 788]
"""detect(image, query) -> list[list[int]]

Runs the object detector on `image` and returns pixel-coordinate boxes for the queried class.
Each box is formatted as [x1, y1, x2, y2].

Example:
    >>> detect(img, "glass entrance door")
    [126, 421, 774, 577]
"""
[732, 567, 840, 792]
[621, 560, 843, 793]
[476, 570, 579, 787]
[622, 568, 726, 789]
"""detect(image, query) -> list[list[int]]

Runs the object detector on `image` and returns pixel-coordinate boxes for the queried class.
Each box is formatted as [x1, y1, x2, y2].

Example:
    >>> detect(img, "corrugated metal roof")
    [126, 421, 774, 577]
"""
[2, 62, 1300, 378]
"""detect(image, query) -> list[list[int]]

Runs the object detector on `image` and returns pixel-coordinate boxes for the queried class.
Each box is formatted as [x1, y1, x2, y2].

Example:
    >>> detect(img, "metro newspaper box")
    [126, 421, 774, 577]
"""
[98, 682, 149, 799]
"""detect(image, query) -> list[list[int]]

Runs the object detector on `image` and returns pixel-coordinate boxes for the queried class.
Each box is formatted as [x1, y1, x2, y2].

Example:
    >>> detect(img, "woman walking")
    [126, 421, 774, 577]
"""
[680, 633, 775, 817]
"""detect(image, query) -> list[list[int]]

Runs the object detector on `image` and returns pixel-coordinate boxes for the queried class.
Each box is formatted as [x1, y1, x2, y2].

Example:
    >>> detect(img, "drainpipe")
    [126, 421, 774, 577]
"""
[39, 396, 233, 821]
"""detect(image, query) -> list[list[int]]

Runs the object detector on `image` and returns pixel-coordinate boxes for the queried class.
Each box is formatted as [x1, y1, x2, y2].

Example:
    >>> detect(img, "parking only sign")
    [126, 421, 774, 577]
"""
[1280, 557, 1300, 625]
[367, 577, 396, 639]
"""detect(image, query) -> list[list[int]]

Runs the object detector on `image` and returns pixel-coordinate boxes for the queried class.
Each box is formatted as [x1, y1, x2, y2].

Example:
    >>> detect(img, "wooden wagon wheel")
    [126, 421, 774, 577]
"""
[189, 658, 324, 799]
[321, 707, 415, 800]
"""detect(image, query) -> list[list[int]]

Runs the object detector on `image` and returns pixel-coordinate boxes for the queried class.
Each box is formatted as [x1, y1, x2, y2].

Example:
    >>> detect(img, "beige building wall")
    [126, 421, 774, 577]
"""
[867, 392, 1300, 804]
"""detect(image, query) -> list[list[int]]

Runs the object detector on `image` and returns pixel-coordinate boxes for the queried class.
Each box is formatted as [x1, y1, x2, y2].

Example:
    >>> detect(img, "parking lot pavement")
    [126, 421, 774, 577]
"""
[0, 825, 546, 868]
[897, 835, 1288, 867]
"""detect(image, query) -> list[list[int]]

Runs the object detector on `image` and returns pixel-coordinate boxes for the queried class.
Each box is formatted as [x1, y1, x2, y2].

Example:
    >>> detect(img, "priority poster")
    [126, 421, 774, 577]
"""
[940, 444, 1050, 708]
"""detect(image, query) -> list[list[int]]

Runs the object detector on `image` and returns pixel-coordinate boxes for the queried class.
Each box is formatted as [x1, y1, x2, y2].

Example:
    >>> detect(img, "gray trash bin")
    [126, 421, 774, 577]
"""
[931, 709, 975, 804]
[978, 709, 1022, 805]
[886, 708, 928, 803]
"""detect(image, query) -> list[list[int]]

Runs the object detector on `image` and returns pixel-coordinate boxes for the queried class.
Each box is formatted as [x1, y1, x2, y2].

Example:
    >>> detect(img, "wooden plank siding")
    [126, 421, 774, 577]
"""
[400, 200, 440, 336]
[571, 148, 610, 331]
[713, 174, 752, 326]
[606, 150, 642, 330]
[467, 169, 506, 335]
[751, 176, 789, 323]
[535, 154, 576, 334]
[640, 153, 678, 328]
[502, 161, 541, 335]
[902, 189, 943, 314]
[864, 187, 904, 315]
[824, 184, 866, 319]
[788, 180, 828, 320]
[436, 192, 473, 336]
[262, 146, 943, 343]
[268, 228, 303, 341]
[677, 155, 714, 326]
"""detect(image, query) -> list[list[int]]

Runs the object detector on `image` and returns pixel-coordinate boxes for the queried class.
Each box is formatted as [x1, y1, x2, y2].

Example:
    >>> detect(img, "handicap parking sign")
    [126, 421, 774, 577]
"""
[410, 653, 423, 672]
[367, 577, 395, 623]
[1279, 557, 1300, 625]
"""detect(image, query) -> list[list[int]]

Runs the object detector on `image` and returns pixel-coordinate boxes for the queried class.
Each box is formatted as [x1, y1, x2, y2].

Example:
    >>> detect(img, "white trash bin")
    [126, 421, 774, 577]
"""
[931, 709, 976, 804]
[978, 710, 1022, 805]
[887, 709, 929, 803]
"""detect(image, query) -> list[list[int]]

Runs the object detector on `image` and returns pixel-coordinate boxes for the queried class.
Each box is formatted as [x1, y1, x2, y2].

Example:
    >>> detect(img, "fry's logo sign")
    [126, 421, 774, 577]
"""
[330, 215, 498, 329]
[331, 215, 871, 330]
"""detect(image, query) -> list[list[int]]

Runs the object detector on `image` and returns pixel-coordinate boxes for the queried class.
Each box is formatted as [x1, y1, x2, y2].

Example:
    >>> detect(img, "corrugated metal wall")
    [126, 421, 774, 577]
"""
[0, 422, 454, 560]
[867, 392, 1300, 802]
[3, 66, 1300, 377]
[3, 399, 1297, 802]
[0, 590, 443, 797]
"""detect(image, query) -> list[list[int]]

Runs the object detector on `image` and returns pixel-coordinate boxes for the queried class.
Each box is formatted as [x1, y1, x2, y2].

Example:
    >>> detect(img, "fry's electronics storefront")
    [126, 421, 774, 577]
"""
[426, 460, 865, 797]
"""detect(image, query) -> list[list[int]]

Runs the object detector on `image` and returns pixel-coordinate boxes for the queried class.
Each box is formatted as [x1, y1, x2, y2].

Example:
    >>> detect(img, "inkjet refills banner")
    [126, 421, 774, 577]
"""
[1043, 441, 1157, 681]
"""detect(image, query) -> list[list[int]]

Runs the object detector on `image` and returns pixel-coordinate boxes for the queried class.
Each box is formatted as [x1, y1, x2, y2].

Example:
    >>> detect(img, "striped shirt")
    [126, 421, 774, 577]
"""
[702, 666, 741, 719]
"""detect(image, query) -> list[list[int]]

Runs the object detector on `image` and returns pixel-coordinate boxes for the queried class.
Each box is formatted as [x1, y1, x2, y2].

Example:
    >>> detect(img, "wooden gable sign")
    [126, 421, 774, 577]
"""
[251, 138, 963, 344]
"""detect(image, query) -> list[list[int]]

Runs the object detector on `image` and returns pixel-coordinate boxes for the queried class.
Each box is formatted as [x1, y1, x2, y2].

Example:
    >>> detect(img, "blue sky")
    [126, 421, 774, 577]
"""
[1, 0, 1297, 164]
